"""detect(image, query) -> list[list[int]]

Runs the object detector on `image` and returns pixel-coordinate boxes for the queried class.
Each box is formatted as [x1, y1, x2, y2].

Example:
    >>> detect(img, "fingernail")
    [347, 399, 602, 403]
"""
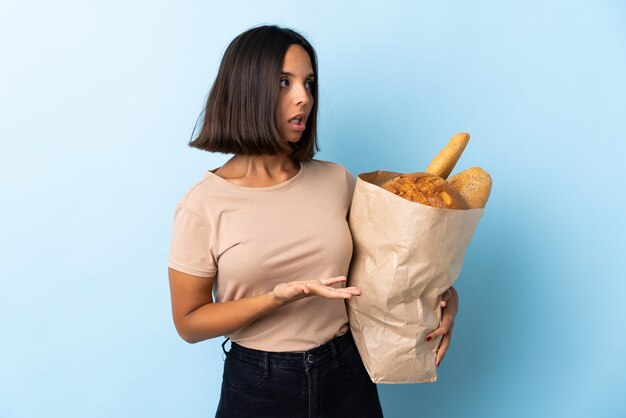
[426, 336, 432, 342]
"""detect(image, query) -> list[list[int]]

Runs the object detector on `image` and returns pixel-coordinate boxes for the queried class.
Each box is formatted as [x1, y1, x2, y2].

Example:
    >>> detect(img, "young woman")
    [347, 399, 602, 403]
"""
[167, 24, 459, 418]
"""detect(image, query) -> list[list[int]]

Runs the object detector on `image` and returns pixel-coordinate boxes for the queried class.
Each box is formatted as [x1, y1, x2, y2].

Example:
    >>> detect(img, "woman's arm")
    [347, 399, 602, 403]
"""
[168, 267, 360, 344]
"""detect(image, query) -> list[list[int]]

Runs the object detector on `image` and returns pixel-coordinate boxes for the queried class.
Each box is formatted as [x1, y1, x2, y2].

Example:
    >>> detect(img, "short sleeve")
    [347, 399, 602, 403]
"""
[345, 168, 356, 203]
[167, 205, 217, 278]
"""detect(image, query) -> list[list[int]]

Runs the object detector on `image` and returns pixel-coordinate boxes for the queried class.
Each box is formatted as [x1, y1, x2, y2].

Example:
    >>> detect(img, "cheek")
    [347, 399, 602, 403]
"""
[275, 104, 286, 123]
[280, 100, 291, 118]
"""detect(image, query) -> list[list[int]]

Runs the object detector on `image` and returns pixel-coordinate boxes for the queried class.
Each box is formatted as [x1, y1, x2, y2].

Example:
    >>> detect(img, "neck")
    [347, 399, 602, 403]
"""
[229, 154, 298, 173]
[225, 153, 301, 179]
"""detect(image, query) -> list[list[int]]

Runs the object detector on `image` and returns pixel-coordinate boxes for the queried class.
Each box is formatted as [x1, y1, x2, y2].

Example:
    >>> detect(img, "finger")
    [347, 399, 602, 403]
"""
[312, 286, 357, 299]
[440, 301, 457, 324]
[425, 318, 454, 341]
[327, 287, 358, 298]
[439, 288, 451, 308]
[436, 332, 452, 367]
[320, 276, 347, 286]
[307, 281, 360, 295]
[341, 286, 362, 296]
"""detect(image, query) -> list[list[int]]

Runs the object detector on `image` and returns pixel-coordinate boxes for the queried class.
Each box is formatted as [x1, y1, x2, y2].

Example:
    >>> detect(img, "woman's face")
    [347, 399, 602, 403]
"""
[276, 44, 315, 144]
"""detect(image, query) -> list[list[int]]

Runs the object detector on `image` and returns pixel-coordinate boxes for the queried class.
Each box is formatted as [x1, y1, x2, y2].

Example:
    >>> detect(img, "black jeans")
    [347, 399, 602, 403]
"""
[215, 330, 384, 418]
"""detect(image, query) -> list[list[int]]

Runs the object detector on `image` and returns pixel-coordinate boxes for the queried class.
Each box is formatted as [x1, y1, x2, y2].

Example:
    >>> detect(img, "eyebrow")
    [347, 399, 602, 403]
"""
[281, 71, 315, 78]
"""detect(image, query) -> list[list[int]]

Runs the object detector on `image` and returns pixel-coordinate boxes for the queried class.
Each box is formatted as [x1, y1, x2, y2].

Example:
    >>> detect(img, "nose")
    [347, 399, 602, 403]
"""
[293, 82, 311, 106]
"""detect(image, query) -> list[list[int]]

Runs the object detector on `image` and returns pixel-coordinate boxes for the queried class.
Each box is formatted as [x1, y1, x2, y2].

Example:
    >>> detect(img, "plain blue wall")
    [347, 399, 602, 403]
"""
[1, 1, 625, 417]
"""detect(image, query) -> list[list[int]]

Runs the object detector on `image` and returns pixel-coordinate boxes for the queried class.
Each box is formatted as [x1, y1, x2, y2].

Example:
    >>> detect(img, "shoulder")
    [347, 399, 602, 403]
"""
[307, 159, 354, 180]
[172, 172, 219, 222]
[306, 159, 356, 199]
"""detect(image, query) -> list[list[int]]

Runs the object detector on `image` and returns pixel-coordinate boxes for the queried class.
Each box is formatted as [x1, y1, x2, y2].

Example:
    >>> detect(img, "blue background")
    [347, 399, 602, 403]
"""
[1, 1, 625, 417]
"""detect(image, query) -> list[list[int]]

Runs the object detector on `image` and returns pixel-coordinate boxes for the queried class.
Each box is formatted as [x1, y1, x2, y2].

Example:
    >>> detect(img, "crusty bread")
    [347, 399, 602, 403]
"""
[447, 167, 492, 208]
[425, 133, 470, 179]
[382, 172, 469, 209]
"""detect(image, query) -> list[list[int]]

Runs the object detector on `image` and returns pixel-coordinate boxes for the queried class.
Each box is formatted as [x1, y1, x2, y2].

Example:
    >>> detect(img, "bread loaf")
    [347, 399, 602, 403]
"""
[382, 172, 468, 210]
[425, 133, 470, 179]
[380, 132, 491, 209]
[447, 167, 492, 208]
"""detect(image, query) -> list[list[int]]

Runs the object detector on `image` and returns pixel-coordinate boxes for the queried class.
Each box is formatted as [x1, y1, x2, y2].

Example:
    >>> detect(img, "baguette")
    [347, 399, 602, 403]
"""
[425, 133, 470, 179]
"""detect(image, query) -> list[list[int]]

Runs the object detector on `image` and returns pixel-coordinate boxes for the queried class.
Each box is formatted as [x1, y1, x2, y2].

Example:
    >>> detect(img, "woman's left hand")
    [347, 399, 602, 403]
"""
[425, 286, 459, 367]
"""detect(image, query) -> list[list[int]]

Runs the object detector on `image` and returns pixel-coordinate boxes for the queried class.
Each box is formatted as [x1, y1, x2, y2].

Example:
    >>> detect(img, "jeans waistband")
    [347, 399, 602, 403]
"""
[223, 330, 356, 370]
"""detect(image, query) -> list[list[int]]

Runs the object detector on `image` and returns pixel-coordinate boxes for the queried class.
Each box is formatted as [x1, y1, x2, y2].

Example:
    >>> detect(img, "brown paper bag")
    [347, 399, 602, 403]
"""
[347, 170, 484, 383]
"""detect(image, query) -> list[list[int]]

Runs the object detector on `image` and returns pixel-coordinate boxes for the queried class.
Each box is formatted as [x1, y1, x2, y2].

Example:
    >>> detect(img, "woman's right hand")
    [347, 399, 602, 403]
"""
[271, 276, 361, 305]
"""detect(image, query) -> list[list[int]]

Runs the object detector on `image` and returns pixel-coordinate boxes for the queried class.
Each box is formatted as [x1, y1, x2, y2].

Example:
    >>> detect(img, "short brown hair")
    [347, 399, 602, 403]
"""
[189, 25, 320, 161]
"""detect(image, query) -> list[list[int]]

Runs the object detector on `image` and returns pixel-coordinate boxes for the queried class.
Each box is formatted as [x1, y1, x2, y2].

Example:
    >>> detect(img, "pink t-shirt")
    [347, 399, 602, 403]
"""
[167, 159, 357, 351]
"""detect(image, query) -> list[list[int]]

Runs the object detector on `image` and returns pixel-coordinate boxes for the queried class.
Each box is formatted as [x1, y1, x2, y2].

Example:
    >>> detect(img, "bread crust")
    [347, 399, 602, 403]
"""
[425, 133, 470, 179]
[447, 167, 492, 208]
[382, 172, 469, 209]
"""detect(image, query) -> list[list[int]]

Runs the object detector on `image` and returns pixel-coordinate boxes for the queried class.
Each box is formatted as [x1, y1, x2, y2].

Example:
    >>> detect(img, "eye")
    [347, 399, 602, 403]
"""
[279, 78, 315, 89]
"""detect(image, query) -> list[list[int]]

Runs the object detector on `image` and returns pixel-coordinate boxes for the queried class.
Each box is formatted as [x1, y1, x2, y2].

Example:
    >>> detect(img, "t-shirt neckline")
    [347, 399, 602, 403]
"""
[205, 160, 306, 192]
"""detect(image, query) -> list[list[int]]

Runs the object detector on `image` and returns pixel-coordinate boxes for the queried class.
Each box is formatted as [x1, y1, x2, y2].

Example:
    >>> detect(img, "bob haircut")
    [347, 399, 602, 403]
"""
[189, 25, 320, 161]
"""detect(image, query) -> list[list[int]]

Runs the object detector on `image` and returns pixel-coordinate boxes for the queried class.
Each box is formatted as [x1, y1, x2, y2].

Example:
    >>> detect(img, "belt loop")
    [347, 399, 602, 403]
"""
[263, 352, 270, 378]
[329, 340, 339, 368]
[221, 337, 231, 360]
